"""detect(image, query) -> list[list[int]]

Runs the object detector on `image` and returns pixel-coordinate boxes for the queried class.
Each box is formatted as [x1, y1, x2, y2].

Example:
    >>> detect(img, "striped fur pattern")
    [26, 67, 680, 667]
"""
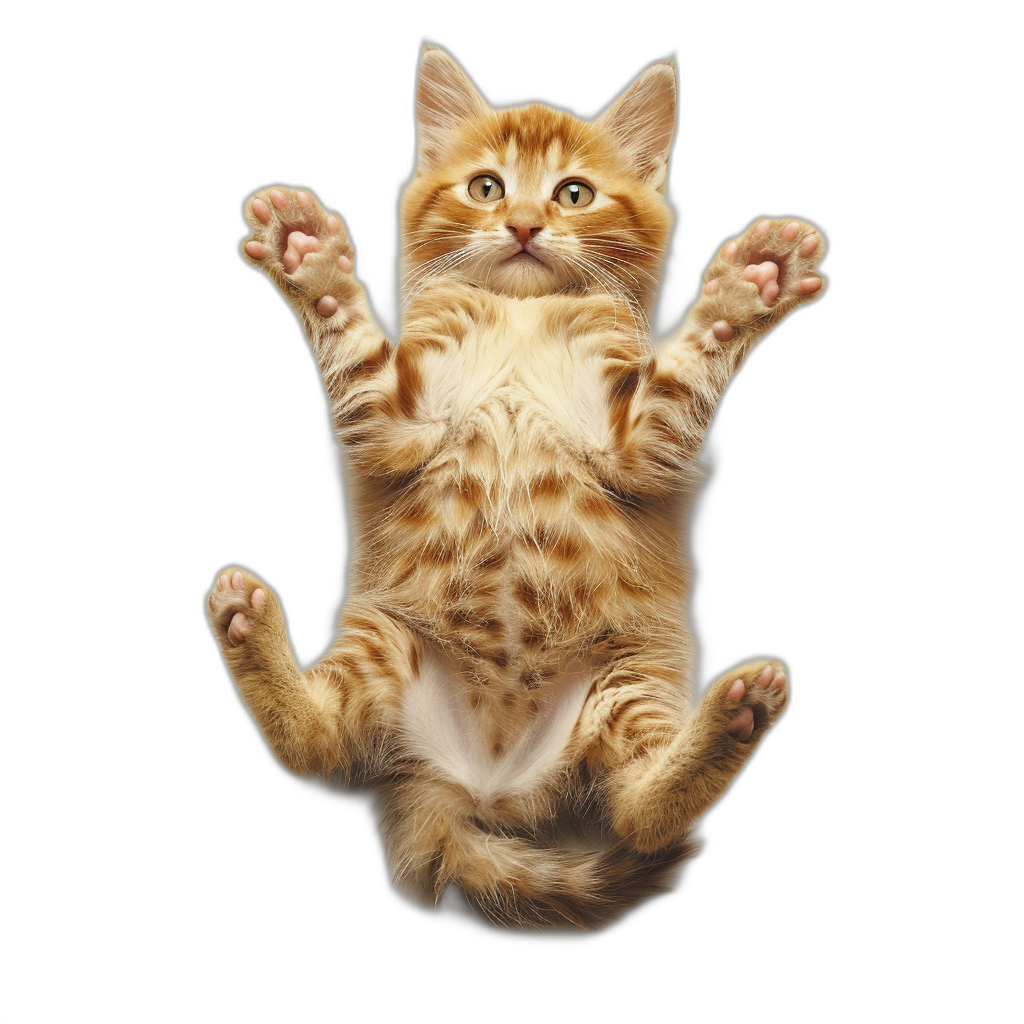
[207, 46, 825, 927]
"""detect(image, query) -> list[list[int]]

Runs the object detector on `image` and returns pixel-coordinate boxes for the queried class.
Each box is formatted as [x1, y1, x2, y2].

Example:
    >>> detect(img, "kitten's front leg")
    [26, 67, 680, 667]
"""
[242, 186, 390, 391]
[243, 187, 442, 472]
[652, 218, 826, 450]
[609, 220, 825, 490]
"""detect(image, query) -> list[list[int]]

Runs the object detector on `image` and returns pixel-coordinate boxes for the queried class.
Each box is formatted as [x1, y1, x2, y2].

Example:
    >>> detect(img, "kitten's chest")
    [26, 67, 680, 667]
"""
[407, 290, 642, 455]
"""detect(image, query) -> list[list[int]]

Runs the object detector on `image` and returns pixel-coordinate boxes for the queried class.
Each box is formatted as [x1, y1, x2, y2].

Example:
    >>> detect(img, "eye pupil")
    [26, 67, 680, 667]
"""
[557, 181, 593, 208]
[469, 174, 504, 202]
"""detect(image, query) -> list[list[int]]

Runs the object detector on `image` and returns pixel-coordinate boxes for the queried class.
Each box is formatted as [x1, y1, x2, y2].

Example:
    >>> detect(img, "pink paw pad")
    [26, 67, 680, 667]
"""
[726, 677, 752, 738]
[723, 663, 785, 741]
[758, 664, 786, 693]
[210, 572, 265, 647]
[743, 222, 822, 306]
[243, 190, 353, 306]
[742, 260, 781, 306]
[282, 230, 322, 274]
[712, 320, 734, 342]
[781, 221, 800, 242]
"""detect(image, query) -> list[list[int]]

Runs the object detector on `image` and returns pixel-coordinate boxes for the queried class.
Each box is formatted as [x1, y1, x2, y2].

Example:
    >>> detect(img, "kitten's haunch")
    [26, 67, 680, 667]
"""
[208, 45, 824, 928]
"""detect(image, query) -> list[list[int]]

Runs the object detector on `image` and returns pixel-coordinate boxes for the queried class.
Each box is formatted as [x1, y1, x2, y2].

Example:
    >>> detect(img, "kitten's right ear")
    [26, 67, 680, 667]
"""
[416, 45, 490, 172]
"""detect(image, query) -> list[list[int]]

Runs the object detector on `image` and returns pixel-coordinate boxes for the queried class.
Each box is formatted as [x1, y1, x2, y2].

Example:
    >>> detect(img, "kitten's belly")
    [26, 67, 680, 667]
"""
[385, 455, 679, 804]
[374, 423, 679, 664]
[371, 286, 687, 654]
[356, 286, 684, 745]
[399, 642, 593, 806]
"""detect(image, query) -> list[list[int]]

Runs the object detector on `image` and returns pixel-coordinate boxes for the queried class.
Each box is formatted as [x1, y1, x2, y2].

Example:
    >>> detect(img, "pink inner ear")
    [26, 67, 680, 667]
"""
[416, 48, 491, 170]
[595, 61, 676, 185]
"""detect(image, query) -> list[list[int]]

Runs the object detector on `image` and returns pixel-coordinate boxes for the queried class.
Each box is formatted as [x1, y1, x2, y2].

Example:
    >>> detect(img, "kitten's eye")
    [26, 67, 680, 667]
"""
[556, 181, 595, 208]
[468, 175, 505, 202]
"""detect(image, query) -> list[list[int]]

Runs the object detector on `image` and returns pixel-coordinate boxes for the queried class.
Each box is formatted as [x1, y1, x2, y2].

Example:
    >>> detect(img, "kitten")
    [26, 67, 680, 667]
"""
[207, 45, 825, 927]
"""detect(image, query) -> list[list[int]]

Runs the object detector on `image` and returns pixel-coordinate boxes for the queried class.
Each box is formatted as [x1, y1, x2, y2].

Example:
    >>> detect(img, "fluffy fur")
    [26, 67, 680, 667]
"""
[207, 46, 825, 928]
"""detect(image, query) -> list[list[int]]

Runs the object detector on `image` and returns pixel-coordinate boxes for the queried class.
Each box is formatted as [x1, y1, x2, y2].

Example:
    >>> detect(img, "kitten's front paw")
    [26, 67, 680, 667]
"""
[701, 218, 825, 342]
[242, 187, 357, 319]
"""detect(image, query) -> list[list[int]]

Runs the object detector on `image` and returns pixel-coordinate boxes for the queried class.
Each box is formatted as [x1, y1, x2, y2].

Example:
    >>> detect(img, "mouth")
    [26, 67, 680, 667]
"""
[504, 249, 548, 268]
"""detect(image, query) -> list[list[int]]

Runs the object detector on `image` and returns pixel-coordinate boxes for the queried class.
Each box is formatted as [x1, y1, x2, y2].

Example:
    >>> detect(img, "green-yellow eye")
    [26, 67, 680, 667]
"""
[468, 174, 505, 202]
[556, 181, 595, 208]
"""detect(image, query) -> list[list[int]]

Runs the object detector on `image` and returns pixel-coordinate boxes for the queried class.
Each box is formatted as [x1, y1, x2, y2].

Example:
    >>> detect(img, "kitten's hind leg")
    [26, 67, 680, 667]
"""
[593, 660, 788, 854]
[208, 570, 322, 770]
[207, 568, 418, 776]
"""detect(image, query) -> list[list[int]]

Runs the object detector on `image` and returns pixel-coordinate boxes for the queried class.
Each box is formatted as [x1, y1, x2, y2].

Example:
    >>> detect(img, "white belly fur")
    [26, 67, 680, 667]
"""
[399, 646, 593, 803]
[413, 297, 615, 454]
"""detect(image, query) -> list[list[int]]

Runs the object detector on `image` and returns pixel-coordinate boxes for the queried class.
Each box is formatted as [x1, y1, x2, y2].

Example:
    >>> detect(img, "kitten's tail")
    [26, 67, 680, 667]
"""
[381, 778, 695, 929]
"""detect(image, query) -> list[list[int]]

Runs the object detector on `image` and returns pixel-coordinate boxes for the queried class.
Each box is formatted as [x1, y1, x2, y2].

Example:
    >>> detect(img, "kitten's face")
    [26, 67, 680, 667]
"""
[401, 50, 676, 310]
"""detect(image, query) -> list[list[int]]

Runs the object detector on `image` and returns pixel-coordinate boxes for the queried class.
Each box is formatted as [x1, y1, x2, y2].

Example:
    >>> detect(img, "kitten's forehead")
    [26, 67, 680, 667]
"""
[481, 136, 576, 197]
[470, 105, 604, 175]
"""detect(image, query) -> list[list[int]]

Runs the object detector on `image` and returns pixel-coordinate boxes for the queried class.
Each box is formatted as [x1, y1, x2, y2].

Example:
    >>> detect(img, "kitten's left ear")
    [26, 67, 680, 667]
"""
[594, 60, 677, 190]
[416, 45, 491, 172]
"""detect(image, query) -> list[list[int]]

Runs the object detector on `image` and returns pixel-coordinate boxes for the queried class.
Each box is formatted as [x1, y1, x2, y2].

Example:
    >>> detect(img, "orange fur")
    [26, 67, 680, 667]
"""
[209, 45, 825, 927]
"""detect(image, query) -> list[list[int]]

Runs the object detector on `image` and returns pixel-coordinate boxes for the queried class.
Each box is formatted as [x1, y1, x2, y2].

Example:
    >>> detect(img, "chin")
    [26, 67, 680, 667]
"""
[478, 257, 564, 298]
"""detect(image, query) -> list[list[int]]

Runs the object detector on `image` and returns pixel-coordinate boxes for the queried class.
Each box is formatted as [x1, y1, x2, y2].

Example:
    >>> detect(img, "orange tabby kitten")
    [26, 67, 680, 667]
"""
[207, 46, 825, 927]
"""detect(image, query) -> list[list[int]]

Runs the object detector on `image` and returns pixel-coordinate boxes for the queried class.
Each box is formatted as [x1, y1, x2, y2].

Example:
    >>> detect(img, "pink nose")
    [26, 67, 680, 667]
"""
[507, 224, 542, 247]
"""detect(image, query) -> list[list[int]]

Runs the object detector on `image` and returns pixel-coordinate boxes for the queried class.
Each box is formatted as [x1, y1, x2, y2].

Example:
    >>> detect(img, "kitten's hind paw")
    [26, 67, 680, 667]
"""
[207, 568, 276, 650]
[609, 659, 789, 852]
[713, 660, 788, 745]
[242, 186, 358, 320]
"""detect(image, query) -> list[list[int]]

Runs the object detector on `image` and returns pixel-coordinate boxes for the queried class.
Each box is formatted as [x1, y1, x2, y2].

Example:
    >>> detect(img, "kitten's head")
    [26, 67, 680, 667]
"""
[400, 46, 676, 311]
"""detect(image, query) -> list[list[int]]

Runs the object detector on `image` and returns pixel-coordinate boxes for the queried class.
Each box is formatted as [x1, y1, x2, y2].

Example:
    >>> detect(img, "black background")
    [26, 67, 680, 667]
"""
[167, 18, 888, 991]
